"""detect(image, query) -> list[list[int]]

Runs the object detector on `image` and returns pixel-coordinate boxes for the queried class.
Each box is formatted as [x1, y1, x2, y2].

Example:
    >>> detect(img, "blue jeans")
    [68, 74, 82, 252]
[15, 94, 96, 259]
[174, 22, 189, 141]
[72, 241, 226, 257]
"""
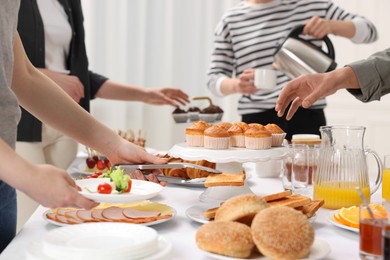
[0, 181, 16, 253]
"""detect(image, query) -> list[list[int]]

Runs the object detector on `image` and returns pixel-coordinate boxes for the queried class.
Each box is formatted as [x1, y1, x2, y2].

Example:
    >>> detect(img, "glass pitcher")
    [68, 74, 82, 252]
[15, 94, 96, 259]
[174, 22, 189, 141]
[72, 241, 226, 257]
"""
[313, 126, 382, 209]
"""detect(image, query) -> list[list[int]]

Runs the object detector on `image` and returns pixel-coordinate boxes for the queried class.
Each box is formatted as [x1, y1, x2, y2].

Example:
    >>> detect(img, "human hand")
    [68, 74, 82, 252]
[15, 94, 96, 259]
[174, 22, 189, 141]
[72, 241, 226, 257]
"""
[22, 164, 98, 209]
[130, 170, 167, 186]
[275, 72, 338, 120]
[235, 68, 257, 94]
[303, 16, 332, 39]
[40, 69, 85, 102]
[105, 138, 168, 167]
[144, 88, 190, 107]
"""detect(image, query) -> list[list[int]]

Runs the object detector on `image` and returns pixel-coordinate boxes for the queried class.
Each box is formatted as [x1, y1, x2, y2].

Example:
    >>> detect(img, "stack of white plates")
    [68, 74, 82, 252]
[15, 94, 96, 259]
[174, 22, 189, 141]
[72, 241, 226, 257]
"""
[26, 223, 172, 260]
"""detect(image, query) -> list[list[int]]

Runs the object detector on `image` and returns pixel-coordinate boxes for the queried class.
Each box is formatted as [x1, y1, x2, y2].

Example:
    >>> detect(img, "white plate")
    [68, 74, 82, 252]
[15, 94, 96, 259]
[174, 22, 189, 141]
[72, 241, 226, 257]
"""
[201, 239, 330, 260]
[169, 143, 288, 163]
[43, 208, 176, 227]
[327, 210, 359, 233]
[76, 178, 163, 203]
[186, 203, 316, 225]
[26, 233, 171, 260]
[185, 203, 220, 224]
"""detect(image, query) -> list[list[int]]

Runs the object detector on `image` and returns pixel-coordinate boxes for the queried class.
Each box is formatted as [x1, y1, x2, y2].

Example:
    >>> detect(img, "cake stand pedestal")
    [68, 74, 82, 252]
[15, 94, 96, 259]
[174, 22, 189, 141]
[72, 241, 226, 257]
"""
[168, 143, 287, 203]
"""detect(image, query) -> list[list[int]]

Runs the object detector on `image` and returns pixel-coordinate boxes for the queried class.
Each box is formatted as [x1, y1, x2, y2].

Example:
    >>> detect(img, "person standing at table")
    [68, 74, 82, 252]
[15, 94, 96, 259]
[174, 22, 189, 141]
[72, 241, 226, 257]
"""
[0, 0, 168, 252]
[207, 0, 377, 140]
[16, 0, 190, 170]
[275, 48, 390, 119]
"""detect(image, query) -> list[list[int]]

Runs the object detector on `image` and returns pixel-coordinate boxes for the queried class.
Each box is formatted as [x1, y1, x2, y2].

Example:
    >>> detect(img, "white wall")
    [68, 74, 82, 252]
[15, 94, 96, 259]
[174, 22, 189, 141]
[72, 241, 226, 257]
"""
[81, 0, 390, 164]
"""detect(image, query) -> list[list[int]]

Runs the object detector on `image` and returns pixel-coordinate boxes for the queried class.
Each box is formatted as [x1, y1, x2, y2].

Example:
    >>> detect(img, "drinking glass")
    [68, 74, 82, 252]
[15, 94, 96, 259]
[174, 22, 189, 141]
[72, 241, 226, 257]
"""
[360, 204, 383, 259]
[291, 144, 310, 196]
[383, 202, 390, 260]
[383, 155, 390, 202]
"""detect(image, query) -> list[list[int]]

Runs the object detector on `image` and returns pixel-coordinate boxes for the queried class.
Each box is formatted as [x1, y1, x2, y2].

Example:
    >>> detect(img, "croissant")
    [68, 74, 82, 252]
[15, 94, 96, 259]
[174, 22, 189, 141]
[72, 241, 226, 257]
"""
[165, 168, 189, 179]
[186, 160, 216, 179]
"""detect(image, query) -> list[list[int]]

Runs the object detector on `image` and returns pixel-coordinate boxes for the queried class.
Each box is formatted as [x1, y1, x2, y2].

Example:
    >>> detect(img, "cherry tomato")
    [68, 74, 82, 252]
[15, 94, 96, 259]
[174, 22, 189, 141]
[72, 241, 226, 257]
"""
[97, 183, 112, 194]
[125, 180, 132, 193]
[87, 175, 97, 179]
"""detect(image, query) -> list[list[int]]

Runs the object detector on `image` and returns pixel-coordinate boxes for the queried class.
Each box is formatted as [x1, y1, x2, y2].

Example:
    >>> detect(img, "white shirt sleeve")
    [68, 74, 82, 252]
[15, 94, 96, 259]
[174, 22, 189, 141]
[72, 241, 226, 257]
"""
[351, 17, 373, 43]
[215, 76, 228, 97]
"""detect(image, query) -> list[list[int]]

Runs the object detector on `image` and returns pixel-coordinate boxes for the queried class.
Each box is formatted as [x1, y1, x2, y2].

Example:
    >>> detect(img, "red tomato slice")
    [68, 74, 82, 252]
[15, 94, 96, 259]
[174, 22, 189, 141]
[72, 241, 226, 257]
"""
[97, 183, 112, 194]
[125, 180, 132, 193]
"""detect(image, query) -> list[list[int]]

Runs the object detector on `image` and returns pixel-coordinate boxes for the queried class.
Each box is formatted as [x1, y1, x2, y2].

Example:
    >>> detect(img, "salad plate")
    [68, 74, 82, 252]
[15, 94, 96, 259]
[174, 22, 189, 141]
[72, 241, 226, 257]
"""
[76, 178, 163, 203]
[327, 210, 358, 233]
[201, 239, 330, 260]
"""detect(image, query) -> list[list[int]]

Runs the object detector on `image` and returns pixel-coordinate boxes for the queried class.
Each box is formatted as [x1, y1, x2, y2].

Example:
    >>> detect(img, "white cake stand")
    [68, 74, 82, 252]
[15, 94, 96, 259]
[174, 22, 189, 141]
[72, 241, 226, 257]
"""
[168, 143, 288, 203]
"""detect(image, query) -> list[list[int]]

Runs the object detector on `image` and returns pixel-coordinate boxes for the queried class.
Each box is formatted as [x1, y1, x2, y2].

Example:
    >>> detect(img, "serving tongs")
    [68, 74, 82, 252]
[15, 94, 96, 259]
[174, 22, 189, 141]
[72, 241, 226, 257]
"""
[112, 162, 221, 184]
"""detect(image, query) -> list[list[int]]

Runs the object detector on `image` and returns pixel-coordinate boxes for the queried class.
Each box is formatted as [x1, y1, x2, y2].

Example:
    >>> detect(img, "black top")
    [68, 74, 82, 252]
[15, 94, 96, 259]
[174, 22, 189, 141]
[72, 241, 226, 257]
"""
[17, 0, 108, 141]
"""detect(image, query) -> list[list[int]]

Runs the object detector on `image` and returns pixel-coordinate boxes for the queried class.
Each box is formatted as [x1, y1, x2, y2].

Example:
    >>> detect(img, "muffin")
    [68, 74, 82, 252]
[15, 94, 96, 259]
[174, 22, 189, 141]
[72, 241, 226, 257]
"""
[204, 125, 230, 149]
[247, 123, 265, 130]
[216, 122, 232, 131]
[265, 123, 286, 147]
[199, 105, 222, 122]
[185, 120, 209, 147]
[227, 122, 248, 147]
[244, 127, 272, 149]
[172, 107, 188, 123]
[187, 107, 201, 121]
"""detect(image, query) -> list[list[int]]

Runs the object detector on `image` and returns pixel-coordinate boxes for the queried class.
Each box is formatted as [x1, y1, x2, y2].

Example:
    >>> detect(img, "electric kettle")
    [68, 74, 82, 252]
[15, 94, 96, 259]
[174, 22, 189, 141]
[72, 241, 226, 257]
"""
[273, 25, 337, 79]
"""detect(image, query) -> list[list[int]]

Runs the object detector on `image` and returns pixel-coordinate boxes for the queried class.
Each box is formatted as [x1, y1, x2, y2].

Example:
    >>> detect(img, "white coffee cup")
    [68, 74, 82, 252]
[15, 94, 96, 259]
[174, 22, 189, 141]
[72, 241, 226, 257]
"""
[254, 69, 277, 90]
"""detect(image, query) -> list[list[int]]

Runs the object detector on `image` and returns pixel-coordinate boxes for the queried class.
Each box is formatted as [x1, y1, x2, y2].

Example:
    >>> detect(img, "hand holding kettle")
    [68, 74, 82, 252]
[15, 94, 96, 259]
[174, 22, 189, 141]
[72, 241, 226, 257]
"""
[303, 16, 334, 39]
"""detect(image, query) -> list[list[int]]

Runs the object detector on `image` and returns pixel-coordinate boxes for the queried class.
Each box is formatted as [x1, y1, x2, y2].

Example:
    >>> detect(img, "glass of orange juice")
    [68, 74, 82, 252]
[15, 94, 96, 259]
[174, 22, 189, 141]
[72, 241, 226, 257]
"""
[383, 155, 390, 202]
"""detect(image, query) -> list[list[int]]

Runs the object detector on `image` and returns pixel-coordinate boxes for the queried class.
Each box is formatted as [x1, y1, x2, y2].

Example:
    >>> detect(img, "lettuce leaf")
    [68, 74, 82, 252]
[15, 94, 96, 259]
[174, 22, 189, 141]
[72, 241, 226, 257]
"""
[108, 167, 130, 193]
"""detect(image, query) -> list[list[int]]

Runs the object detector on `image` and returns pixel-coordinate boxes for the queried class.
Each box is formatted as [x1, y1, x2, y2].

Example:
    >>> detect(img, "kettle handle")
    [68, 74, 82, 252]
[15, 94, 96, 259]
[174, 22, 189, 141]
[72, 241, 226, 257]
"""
[287, 25, 335, 60]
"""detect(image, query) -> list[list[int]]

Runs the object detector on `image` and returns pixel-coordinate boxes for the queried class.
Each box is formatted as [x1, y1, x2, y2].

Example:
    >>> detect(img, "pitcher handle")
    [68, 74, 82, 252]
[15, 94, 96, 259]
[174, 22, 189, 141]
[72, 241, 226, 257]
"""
[365, 148, 383, 194]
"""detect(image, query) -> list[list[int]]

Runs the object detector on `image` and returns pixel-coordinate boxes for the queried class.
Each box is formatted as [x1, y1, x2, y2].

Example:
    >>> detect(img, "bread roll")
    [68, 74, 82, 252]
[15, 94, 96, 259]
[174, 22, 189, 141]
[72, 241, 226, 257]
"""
[251, 206, 314, 259]
[196, 221, 255, 258]
[214, 194, 268, 225]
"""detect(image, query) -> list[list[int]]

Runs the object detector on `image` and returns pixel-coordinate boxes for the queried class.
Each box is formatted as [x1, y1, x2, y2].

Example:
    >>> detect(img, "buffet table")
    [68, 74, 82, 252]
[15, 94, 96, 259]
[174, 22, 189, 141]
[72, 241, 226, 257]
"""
[1, 155, 376, 260]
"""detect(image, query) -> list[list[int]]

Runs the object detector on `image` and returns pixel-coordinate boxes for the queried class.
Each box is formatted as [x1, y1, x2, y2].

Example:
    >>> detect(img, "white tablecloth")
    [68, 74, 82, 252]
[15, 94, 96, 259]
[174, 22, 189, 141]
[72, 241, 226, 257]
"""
[1, 157, 372, 260]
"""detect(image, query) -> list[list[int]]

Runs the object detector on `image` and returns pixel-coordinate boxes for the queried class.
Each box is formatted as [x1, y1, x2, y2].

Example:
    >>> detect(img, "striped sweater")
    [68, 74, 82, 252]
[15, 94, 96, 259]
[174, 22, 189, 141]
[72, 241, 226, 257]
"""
[207, 0, 377, 115]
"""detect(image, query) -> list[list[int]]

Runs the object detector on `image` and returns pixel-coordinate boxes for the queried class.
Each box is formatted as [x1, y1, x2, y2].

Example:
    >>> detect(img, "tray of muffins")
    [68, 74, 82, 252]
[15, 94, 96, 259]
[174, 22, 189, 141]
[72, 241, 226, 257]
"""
[172, 96, 224, 123]
[167, 121, 288, 163]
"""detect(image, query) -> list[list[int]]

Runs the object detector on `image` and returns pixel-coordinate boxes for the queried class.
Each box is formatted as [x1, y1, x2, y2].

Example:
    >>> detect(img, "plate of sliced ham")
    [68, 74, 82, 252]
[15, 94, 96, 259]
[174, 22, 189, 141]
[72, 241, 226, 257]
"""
[43, 201, 176, 227]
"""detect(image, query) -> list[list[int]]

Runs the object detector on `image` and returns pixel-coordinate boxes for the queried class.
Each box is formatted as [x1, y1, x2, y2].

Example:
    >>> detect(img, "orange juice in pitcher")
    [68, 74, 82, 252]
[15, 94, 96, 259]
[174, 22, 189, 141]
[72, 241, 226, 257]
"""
[313, 181, 370, 209]
[314, 126, 382, 209]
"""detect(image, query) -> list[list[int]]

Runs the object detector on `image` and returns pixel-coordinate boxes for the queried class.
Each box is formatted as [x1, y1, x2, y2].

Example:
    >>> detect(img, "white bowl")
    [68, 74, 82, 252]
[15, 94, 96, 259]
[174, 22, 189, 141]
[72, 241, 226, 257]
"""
[172, 113, 188, 123]
[198, 113, 218, 123]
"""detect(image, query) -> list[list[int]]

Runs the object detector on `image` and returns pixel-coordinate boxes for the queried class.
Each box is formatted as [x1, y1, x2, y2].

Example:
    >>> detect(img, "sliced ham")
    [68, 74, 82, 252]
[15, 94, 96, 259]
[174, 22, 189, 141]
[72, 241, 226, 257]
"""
[122, 208, 160, 219]
[64, 210, 84, 222]
[91, 208, 108, 222]
[76, 209, 95, 222]
[46, 212, 57, 222]
[101, 207, 127, 222]
[55, 214, 70, 224]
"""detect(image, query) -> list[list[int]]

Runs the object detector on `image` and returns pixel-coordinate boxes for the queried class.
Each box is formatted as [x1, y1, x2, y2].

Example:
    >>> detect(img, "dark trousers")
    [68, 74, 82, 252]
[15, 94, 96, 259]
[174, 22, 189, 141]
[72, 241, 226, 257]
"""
[0, 181, 17, 253]
[242, 107, 326, 141]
